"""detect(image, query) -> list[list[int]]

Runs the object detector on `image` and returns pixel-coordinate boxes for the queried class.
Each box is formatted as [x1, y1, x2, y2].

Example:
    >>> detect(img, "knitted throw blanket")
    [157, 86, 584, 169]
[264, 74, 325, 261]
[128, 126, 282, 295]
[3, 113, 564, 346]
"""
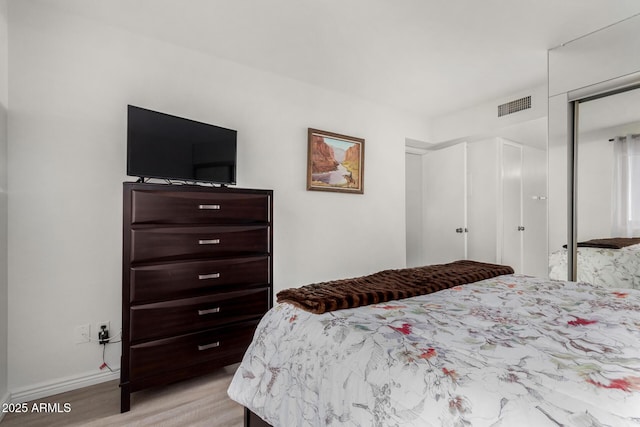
[276, 260, 514, 314]
[576, 237, 640, 249]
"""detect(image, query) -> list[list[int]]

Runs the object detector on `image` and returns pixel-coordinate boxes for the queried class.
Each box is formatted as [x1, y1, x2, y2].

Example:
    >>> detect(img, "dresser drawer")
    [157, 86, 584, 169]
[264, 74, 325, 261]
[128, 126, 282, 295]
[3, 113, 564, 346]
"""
[130, 225, 268, 263]
[129, 320, 259, 380]
[131, 189, 269, 225]
[130, 287, 269, 342]
[130, 256, 269, 302]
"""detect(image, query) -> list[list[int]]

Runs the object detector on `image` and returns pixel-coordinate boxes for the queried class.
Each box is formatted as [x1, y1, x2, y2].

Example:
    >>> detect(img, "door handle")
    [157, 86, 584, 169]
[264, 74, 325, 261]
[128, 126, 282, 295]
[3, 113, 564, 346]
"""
[456, 228, 463, 233]
[518, 226, 525, 231]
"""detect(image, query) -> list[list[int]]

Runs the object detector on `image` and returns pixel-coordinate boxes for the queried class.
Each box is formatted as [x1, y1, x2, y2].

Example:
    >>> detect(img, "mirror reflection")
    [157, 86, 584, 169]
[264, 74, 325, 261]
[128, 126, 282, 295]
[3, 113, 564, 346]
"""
[549, 87, 640, 288]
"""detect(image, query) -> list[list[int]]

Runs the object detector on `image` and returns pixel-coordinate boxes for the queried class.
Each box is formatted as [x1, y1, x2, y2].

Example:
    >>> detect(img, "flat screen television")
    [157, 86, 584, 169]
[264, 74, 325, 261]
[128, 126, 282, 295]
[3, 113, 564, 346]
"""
[127, 105, 237, 185]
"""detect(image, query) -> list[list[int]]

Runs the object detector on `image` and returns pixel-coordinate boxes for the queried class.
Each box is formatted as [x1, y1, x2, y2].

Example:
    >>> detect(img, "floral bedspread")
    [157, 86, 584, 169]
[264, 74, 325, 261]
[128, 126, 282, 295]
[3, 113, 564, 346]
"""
[549, 244, 640, 289]
[228, 274, 640, 426]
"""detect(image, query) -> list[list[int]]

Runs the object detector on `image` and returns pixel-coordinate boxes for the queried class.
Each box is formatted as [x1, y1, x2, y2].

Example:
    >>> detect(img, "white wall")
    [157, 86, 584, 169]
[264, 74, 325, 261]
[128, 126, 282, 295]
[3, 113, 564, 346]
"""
[548, 16, 640, 98]
[428, 84, 547, 147]
[6, 1, 430, 395]
[0, 0, 8, 410]
[548, 15, 640, 256]
[405, 152, 423, 267]
[547, 96, 568, 252]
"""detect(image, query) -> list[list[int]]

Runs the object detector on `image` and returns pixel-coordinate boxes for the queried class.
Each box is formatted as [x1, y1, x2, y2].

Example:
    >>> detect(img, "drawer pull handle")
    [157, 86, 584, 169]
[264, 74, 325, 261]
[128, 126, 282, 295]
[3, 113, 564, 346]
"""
[198, 342, 220, 351]
[198, 307, 221, 315]
[198, 239, 220, 245]
[198, 204, 220, 210]
[198, 273, 220, 280]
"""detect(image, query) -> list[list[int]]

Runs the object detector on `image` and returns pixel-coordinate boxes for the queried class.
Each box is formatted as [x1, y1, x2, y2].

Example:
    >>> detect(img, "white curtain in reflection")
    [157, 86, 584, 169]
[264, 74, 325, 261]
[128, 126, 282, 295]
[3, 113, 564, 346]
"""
[612, 134, 640, 237]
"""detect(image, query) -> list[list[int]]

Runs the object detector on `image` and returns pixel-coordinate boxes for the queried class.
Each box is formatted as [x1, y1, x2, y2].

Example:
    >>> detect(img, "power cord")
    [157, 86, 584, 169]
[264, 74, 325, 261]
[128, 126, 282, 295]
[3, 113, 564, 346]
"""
[80, 328, 122, 373]
[80, 329, 122, 344]
[99, 337, 122, 373]
[100, 343, 116, 372]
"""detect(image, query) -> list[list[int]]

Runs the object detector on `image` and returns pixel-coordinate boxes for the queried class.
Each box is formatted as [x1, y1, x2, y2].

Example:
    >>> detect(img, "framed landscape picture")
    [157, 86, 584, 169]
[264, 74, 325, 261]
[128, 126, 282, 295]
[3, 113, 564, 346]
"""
[307, 128, 365, 194]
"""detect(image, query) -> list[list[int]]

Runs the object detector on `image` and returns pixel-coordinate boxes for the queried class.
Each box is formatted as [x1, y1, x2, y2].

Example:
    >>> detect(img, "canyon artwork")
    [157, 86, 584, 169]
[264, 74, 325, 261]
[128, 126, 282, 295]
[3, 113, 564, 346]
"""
[307, 129, 364, 194]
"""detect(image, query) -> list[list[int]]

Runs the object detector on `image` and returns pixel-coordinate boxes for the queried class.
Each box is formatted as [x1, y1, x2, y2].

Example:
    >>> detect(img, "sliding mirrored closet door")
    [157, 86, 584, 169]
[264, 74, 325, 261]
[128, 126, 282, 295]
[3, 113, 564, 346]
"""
[547, 13, 640, 286]
[572, 87, 640, 288]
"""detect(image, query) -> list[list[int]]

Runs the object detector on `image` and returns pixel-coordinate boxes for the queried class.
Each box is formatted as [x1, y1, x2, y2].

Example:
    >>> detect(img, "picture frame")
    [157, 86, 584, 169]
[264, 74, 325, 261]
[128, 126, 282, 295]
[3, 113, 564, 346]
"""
[307, 128, 365, 194]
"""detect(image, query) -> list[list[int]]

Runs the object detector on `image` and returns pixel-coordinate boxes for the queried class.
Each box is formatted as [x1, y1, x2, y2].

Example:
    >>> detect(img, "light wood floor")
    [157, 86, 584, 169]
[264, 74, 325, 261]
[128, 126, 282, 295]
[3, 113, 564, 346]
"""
[1, 364, 243, 427]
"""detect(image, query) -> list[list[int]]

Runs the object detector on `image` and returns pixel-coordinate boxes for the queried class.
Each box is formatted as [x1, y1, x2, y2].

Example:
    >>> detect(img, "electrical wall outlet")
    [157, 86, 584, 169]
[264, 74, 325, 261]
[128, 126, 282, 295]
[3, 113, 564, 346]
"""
[97, 321, 110, 344]
[74, 324, 90, 344]
[97, 321, 110, 333]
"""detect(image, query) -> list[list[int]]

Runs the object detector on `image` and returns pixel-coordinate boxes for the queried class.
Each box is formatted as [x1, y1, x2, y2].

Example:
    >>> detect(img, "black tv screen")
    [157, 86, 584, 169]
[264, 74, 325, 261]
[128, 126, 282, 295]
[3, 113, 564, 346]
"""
[127, 105, 237, 185]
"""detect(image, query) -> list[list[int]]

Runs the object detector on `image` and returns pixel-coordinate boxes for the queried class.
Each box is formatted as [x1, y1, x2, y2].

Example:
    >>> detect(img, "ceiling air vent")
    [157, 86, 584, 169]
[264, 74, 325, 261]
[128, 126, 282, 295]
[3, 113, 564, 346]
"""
[498, 95, 531, 117]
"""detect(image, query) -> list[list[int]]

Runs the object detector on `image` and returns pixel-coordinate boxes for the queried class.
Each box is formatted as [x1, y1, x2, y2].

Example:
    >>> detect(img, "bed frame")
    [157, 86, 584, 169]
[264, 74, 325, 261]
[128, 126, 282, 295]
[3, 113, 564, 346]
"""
[245, 408, 272, 427]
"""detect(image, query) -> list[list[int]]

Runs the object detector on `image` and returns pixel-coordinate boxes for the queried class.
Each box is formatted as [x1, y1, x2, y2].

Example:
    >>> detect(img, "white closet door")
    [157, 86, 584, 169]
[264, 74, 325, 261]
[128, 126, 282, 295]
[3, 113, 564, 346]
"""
[522, 146, 548, 277]
[423, 143, 467, 264]
[501, 143, 523, 272]
[467, 139, 499, 264]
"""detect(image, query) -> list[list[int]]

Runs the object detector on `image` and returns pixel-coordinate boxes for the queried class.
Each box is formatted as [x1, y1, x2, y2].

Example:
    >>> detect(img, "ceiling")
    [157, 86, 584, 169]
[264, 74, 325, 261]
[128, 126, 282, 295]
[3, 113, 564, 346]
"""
[34, 0, 640, 119]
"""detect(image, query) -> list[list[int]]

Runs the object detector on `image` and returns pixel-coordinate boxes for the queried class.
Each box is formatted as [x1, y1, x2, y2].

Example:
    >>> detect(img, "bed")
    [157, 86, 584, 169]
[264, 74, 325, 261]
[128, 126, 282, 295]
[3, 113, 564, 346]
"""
[228, 260, 640, 426]
[548, 238, 640, 289]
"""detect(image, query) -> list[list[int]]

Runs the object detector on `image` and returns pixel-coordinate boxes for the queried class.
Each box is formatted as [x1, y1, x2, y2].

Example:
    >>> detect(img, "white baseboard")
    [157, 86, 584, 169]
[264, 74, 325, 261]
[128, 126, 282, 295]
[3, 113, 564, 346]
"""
[0, 391, 10, 423]
[10, 369, 120, 404]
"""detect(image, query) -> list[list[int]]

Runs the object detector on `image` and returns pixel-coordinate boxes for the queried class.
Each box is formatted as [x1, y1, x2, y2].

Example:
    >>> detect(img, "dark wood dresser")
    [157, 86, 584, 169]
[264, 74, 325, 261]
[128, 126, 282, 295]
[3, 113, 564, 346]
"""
[120, 182, 273, 412]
